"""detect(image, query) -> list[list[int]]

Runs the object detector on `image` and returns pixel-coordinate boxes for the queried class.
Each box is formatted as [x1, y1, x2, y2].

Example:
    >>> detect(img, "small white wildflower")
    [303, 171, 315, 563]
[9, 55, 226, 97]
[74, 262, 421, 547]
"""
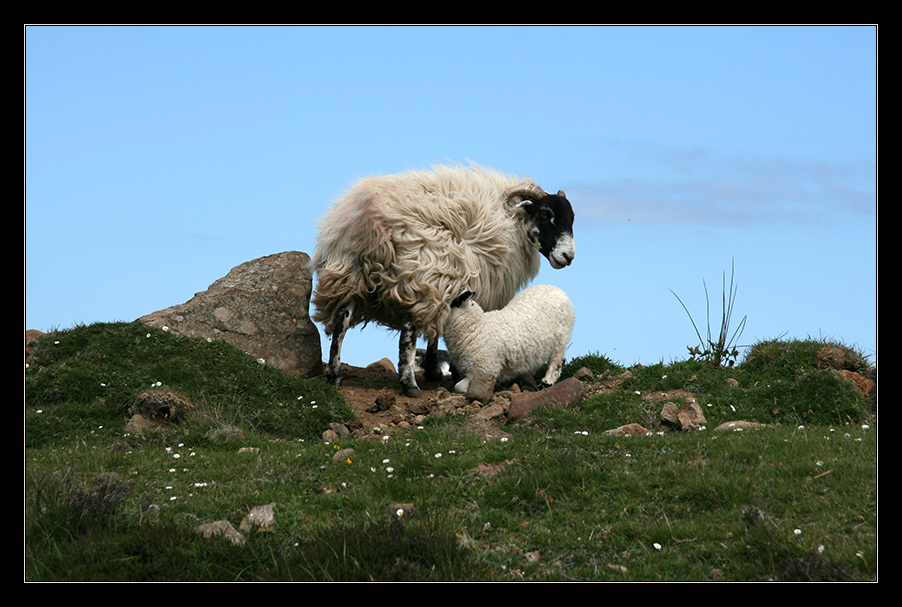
[794, 529, 802, 536]
[162, 326, 169, 332]
[386, 467, 394, 473]
[500, 437, 508, 442]
[654, 543, 662, 550]
[434, 452, 442, 458]
[396, 508, 405, 517]
[257, 358, 266, 364]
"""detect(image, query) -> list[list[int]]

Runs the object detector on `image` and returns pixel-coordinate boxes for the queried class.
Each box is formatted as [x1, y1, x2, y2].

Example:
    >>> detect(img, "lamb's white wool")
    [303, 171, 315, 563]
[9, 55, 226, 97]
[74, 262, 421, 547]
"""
[443, 284, 576, 393]
[311, 162, 576, 397]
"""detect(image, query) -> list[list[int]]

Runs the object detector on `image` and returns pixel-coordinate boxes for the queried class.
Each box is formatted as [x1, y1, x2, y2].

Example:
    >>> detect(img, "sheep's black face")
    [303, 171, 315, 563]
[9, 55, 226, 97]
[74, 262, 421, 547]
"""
[523, 191, 575, 269]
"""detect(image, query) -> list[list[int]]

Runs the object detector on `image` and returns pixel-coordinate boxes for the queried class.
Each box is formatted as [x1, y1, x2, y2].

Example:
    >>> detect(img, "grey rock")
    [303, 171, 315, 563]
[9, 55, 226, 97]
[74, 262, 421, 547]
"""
[139, 251, 322, 377]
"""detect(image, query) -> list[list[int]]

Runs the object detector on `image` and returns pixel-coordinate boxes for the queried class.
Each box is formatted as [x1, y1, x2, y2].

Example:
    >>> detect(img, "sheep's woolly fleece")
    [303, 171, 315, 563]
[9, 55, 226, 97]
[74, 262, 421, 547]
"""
[311, 163, 545, 343]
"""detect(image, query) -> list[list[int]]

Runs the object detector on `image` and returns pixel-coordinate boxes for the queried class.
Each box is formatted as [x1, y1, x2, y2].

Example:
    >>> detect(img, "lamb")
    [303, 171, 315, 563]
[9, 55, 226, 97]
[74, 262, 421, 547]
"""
[442, 284, 576, 393]
[310, 163, 575, 397]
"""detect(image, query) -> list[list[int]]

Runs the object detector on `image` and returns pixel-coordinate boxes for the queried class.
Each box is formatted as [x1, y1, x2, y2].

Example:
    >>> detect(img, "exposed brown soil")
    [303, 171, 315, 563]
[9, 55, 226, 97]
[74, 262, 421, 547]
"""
[329, 360, 624, 438]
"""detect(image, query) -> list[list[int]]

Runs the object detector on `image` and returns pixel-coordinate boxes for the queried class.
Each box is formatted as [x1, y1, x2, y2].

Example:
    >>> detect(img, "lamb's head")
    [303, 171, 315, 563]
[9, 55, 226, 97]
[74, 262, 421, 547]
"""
[448, 289, 482, 320]
[503, 184, 575, 269]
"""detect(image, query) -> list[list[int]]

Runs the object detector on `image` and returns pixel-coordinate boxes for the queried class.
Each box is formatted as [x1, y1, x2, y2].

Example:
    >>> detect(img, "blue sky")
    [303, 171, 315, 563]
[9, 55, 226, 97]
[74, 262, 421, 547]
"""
[25, 25, 877, 369]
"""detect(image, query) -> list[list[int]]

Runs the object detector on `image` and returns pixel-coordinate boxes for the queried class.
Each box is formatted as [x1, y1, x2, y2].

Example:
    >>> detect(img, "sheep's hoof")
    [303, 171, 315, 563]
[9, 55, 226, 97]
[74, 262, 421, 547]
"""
[403, 386, 422, 398]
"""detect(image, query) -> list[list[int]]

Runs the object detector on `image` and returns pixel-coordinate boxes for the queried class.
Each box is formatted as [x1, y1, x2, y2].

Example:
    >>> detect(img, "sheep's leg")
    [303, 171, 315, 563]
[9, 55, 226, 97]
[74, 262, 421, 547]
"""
[422, 338, 444, 382]
[325, 305, 353, 387]
[540, 348, 567, 388]
[398, 317, 422, 398]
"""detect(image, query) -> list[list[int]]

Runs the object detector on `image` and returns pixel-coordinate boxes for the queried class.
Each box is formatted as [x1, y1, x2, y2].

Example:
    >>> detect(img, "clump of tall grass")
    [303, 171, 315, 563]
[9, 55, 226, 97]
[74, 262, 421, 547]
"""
[669, 261, 747, 369]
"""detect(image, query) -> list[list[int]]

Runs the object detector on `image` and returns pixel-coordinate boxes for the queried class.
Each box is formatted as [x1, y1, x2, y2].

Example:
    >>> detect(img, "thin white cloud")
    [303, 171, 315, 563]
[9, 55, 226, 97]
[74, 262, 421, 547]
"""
[569, 141, 876, 226]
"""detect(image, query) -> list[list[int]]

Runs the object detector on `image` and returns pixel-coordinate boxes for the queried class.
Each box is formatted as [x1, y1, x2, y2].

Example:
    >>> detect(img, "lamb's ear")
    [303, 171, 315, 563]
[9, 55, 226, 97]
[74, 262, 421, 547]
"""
[451, 291, 475, 308]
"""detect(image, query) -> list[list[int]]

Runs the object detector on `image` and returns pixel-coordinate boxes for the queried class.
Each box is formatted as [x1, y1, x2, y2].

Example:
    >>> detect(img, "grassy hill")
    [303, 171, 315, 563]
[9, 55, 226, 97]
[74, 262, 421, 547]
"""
[25, 321, 876, 581]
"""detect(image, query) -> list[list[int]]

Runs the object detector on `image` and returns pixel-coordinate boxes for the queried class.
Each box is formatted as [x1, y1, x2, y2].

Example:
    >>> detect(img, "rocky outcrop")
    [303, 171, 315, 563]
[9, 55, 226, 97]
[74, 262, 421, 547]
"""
[139, 251, 322, 377]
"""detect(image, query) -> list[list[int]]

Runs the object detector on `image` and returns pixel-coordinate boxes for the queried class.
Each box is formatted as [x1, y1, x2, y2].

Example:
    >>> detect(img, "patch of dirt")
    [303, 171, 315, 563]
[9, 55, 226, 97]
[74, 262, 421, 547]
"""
[329, 360, 624, 440]
[331, 361, 523, 441]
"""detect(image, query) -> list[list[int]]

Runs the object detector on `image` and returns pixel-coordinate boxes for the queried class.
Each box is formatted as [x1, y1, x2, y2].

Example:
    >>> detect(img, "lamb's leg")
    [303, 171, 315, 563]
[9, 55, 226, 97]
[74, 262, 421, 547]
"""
[422, 338, 444, 382]
[325, 304, 353, 387]
[398, 317, 422, 397]
[540, 347, 567, 388]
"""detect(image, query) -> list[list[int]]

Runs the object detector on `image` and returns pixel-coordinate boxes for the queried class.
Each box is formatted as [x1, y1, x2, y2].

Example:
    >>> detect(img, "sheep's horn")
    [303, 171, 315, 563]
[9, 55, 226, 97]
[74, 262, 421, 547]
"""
[502, 184, 548, 202]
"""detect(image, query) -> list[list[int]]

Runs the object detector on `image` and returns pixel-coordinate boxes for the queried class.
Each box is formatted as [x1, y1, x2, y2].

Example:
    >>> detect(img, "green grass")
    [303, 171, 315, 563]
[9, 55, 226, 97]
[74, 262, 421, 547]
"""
[25, 324, 877, 581]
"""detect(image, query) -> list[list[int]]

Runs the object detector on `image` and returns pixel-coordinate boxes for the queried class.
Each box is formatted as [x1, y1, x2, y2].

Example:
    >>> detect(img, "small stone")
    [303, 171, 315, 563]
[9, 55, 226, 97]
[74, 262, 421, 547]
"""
[197, 520, 246, 545]
[466, 373, 496, 405]
[603, 423, 651, 437]
[239, 503, 276, 532]
[332, 447, 355, 462]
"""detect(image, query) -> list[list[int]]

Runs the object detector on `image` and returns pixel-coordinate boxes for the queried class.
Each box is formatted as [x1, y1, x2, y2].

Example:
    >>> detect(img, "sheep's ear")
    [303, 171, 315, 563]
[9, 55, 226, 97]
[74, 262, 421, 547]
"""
[513, 198, 534, 214]
[451, 291, 475, 308]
